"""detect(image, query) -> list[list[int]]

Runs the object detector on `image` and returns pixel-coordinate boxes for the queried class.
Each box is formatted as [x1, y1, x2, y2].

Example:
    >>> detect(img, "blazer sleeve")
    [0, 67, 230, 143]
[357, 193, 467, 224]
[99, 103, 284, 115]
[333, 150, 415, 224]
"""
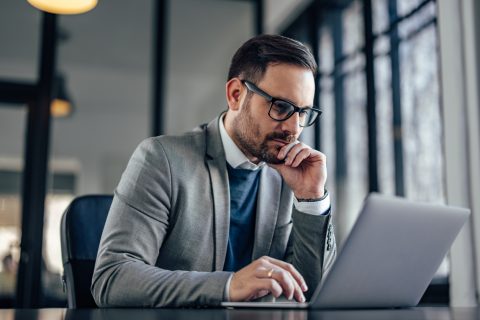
[91, 138, 231, 307]
[285, 208, 337, 300]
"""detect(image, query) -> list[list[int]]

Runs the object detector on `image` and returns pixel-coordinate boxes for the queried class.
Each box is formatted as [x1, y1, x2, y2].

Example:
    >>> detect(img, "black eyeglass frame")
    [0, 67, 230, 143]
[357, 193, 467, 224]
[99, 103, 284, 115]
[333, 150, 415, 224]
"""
[241, 80, 322, 127]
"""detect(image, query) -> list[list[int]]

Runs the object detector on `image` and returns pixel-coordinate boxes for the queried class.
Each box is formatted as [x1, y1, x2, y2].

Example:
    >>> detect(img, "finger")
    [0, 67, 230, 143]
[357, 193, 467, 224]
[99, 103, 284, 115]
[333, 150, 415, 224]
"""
[255, 265, 295, 299]
[263, 257, 308, 292]
[274, 267, 305, 302]
[290, 148, 312, 167]
[267, 267, 295, 300]
[253, 278, 283, 298]
[293, 279, 306, 302]
[284, 144, 308, 166]
[284, 270, 305, 302]
[255, 257, 307, 302]
[277, 141, 300, 160]
[290, 149, 327, 168]
[253, 289, 270, 300]
[256, 256, 306, 289]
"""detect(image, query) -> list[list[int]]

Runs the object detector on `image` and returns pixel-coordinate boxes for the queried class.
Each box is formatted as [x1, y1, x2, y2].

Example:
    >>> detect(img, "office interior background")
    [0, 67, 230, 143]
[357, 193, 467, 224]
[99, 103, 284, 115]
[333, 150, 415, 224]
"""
[0, 0, 479, 309]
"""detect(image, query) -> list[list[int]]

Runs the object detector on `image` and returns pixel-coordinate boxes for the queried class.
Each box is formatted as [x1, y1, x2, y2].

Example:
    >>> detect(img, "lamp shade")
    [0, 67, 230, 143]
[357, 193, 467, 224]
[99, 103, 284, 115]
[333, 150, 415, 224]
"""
[27, 0, 97, 14]
[51, 99, 72, 118]
[51, 74, 74, 118]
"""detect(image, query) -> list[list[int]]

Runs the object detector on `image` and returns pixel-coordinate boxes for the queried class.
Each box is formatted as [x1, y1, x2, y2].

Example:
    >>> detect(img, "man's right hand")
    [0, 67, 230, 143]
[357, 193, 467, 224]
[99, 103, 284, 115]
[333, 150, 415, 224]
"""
[229, 256, 307, 302]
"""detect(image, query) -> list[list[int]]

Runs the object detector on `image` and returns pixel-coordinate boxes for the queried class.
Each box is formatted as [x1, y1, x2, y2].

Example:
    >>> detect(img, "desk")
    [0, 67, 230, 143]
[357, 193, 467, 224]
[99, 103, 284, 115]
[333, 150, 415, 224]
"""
[2, 307, 479, 320]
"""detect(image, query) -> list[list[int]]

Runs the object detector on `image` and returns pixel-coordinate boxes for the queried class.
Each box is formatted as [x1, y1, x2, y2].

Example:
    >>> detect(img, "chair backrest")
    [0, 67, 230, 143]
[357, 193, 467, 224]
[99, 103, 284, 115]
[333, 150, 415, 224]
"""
[60, 195, 113, 308]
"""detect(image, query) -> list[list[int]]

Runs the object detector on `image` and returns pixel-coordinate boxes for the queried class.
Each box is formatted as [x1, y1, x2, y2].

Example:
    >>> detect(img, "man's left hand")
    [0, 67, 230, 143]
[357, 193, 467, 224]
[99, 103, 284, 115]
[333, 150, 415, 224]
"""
[269, 142, 327, 200]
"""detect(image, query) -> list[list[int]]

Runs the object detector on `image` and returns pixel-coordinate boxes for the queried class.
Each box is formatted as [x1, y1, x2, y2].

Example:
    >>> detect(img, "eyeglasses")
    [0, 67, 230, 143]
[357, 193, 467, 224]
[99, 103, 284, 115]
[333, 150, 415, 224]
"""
[241, 80, 322, 127]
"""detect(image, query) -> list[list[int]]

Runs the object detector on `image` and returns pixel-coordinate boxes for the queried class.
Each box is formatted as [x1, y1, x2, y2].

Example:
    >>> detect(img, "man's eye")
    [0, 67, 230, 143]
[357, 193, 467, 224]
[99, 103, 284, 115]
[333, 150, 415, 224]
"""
[298, 109, 309, 118]
[272, 101, 293, 114]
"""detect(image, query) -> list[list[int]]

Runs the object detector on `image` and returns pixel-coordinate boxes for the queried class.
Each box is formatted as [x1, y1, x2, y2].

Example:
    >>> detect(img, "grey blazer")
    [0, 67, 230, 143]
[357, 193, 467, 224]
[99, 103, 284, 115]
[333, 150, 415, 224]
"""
[91, 115, 336, 307]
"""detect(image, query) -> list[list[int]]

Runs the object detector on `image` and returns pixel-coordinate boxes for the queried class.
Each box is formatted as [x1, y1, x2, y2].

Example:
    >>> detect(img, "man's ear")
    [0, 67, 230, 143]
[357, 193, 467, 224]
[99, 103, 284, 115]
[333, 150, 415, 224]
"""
[226, 78, 244, 111]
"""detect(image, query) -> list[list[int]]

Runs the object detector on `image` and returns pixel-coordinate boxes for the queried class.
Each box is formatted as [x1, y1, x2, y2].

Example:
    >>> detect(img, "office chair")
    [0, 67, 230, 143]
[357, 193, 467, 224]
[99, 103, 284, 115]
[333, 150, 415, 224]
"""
[60, 195, 113, 308]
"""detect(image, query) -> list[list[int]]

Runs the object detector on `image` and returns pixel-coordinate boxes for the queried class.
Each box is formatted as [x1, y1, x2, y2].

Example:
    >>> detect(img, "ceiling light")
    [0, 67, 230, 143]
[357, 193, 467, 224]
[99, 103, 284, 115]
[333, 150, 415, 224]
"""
[27, 0, 98, 15]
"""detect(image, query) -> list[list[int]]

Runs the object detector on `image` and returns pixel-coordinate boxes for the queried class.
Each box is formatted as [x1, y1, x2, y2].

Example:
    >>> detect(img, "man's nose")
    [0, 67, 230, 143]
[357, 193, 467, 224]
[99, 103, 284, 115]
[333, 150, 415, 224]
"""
[280, 112, 301, 135]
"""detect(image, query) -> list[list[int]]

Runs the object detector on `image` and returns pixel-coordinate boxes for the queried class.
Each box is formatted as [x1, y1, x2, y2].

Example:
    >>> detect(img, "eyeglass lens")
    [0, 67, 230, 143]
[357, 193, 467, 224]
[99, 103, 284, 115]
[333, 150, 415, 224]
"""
[269, 101, 318, 126]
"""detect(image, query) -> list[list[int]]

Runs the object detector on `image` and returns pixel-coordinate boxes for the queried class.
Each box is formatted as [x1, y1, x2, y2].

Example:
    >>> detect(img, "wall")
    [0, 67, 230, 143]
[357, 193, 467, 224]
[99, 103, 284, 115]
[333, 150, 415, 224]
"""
[437, 0, 480, 307]
[165, 0, 254, 134]
[0, 0, 254, 196]
[264, 0, 313, 34]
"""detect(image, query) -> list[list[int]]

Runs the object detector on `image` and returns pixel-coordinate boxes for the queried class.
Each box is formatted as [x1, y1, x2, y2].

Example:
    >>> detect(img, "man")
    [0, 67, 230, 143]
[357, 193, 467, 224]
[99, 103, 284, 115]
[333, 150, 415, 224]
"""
[92, 34, 336, 307]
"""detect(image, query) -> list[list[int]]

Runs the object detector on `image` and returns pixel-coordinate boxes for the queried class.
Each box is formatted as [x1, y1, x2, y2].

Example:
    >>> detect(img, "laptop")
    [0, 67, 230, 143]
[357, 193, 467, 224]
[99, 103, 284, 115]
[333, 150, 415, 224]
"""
[221, 193, 470, 309]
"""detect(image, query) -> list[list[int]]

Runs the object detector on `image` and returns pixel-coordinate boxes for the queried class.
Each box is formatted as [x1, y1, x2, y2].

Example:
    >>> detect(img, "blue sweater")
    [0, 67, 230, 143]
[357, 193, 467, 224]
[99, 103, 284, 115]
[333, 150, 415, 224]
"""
[223, 164, 261, 272]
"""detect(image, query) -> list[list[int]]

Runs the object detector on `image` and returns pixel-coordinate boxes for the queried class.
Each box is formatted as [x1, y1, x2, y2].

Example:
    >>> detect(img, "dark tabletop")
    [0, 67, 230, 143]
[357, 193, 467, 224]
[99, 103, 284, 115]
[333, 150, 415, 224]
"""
[4, 307, 480, 320]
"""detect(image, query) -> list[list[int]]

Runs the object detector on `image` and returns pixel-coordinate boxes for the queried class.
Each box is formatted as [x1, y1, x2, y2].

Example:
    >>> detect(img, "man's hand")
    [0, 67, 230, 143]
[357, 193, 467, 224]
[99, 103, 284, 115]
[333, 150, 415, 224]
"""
[269, 142, 327, 199]
[229, 256, 307, 302]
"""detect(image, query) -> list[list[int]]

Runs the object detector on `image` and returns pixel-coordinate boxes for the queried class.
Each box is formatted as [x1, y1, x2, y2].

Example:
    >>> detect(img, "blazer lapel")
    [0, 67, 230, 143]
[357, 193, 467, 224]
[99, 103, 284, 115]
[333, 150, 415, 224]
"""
[252, 166, 282, 259]
[205, 116, 230, 271]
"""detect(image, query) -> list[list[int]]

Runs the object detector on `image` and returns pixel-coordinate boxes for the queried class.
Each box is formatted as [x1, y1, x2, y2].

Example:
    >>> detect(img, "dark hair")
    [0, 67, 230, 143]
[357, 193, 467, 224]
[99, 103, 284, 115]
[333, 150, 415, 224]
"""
[227, 34, 317, 84]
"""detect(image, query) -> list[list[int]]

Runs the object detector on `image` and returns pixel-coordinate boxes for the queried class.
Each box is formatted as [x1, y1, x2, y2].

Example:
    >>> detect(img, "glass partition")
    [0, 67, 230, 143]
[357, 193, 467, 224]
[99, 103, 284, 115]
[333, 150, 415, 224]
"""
[0, 106, 27, 307]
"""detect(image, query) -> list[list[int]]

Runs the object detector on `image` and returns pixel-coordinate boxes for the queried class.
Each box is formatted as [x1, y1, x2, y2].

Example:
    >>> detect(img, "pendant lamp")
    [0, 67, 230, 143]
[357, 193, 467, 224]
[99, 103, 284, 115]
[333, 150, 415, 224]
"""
[27, 0, 97, 15]
[51, 74, 74, 118]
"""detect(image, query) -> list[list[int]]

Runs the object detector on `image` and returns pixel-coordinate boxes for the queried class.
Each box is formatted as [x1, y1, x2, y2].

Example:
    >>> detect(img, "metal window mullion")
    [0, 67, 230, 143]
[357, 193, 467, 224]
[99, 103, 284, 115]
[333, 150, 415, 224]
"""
[152, 0, 168, 137]
[388, 0, 405, 196]
[309, 0, 322, 151]
[363, 0, 379, 192]
[255, 0, 264, 35]
[332, 10, 346, 186]
[375, 0, 435, 39]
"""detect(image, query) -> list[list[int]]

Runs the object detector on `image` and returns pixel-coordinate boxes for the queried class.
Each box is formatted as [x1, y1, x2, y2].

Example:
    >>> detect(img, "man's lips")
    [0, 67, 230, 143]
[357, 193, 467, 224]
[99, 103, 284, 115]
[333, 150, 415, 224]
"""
[271, 139, 289, 145]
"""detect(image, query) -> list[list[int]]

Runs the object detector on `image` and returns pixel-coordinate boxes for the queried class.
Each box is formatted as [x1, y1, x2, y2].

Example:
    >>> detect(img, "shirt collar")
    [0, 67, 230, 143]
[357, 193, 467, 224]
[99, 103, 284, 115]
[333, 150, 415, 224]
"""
[219, 114, 265, 171]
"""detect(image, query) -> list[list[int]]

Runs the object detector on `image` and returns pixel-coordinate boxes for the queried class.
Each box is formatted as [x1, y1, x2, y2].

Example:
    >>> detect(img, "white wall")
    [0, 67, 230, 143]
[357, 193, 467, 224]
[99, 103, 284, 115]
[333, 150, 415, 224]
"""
[264, 0, 313, 34]
[437, 0, 480, 307]
[165, 0, 253, 134]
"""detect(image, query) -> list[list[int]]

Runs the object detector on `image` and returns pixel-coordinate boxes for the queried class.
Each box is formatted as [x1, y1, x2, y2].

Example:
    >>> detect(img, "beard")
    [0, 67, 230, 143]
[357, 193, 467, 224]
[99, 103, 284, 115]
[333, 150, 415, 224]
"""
[231, 97, 296, 164]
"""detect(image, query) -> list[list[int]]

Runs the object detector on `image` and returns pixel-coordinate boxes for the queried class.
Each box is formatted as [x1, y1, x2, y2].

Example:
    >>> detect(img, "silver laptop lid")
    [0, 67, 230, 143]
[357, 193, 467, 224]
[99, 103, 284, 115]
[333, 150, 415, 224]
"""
[310, 193, 470, 309]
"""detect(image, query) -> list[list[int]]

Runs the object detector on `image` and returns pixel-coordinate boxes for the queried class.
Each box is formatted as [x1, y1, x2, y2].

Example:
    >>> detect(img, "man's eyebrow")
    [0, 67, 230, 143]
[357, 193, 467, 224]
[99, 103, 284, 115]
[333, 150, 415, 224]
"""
[273, 95, 314, 108]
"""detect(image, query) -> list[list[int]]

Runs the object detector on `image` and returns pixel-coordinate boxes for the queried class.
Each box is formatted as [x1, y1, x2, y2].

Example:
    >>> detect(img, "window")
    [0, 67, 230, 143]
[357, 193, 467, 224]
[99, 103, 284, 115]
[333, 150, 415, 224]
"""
[0, 164, 77, 306]
[43, 169, 78, 305]
[373, 0, 396, 195]
[0, 106, 27, 306]
[397, 1, 443, 202]
[283, 0, 446, 303]
[340, 0, 369, 238]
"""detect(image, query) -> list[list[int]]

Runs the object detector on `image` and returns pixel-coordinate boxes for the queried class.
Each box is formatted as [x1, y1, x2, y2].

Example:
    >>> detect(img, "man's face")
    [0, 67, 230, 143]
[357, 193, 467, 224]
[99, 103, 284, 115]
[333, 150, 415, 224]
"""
[230, 64, 315, 164]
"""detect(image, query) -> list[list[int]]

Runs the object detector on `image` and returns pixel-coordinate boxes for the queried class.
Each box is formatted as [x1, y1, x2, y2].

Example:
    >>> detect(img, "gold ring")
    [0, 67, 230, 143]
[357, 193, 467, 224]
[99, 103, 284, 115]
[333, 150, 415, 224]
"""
[267, 268, 274, 278]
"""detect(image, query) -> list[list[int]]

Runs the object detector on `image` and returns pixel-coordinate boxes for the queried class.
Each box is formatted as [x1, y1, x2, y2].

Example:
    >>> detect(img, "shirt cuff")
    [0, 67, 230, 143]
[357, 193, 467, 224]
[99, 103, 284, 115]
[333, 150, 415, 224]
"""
[293, 193, 331, 216]
[223, 273, 234, 301]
